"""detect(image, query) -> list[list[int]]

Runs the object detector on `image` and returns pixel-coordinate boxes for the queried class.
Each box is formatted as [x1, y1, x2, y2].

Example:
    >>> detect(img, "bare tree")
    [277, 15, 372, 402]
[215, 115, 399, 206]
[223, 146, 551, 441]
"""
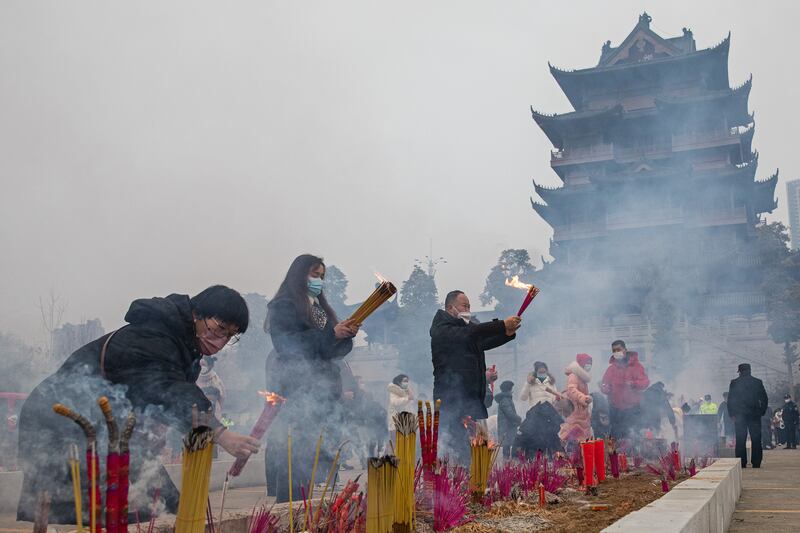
[37, 290, 67, 359]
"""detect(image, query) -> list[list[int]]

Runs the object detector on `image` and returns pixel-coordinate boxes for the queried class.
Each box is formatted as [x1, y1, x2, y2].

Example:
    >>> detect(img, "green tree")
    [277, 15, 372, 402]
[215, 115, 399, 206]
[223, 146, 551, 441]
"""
[395, 265, 440, 387]
[400, 265, 439, 310]
[480, 249, 536, 316]
[757, 222, 800, 385]
[324, 265, 350, 317]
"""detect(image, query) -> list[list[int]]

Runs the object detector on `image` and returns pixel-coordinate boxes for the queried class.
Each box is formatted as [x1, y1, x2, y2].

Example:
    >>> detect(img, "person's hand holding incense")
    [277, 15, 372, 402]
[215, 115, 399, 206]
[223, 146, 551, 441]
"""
[334, 319, 359, 339]
[486, 367, 498, 383]
[217, 430, 260, 459]
[504, 316, 521, 336]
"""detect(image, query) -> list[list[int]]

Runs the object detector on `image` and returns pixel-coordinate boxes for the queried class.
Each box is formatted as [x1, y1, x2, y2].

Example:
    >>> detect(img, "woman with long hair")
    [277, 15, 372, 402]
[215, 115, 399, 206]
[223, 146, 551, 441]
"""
[264, 254, 359, 502]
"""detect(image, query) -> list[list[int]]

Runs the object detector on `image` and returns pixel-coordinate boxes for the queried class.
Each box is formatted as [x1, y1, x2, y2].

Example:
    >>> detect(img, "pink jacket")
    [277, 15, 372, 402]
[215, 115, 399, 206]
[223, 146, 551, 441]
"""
[559, 361, 593, 442]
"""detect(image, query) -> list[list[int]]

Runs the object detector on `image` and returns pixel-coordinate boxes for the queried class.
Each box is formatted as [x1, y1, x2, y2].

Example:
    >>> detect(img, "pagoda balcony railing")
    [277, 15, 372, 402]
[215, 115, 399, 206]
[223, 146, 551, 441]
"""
[688, 206, 747, 226]
[551, 143, 614, 166]
[606, 207, 684, 230]
[552, 222, 607, 241]
[672, 128, 741, 152]
[613, 144, 672, 162]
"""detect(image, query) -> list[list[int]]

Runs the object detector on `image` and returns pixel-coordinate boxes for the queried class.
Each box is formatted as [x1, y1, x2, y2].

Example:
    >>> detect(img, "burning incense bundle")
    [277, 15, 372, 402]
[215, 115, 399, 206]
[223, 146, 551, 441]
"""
[608, 438, 620, 479]
[467, 422, 498, 503]
[366, 456, 397, 533]
[68, 445, 84, 533]
[53, 404, 99, 533]
[119, 413, 136, 533]
[98, 397, 120, 533]
[175, 427, 215, 533]
[504, 276, 540, 316]
[350, 278, 397, 324]
[228, 391, 285, 477]
[392, 412, 417, 533]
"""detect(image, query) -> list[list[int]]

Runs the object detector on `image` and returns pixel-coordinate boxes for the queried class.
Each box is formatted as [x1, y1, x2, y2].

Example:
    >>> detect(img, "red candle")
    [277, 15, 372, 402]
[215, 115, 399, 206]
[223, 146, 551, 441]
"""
[580, 441, 595, 487]
[619, 453, 628, 473]
[228, 391, 285, 477]
[538, 483, 546, 507]
[593, 440, 606, 482]
[661, 476, 669, 493]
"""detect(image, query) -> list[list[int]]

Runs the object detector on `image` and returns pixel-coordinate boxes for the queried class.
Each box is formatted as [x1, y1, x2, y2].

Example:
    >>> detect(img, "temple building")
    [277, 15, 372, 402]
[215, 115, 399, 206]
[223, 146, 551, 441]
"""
[526, 13, 784, 391]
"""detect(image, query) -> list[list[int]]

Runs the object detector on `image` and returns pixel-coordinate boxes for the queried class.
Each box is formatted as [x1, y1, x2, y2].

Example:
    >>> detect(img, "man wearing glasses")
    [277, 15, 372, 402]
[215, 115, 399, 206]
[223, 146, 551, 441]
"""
[16, 285, 260, 523]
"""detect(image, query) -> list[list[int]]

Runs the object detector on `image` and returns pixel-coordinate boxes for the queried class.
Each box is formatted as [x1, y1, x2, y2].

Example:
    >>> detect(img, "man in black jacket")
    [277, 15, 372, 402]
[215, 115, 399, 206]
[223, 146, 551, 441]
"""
[727, 363, 769, 468]
[431, 290, 520, 463]
[17, 286, 260, 522]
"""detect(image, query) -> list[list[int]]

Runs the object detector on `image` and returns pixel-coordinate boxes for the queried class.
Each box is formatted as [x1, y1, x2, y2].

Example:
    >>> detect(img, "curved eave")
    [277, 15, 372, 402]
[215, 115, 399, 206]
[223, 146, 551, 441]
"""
[753, 169, 778, 215]
[548, 33, 730, 108]
[531, 105, 622, 148]
[741, 124, 755, 156]
[532, 179, 564, 204]
[530, 198, 560, 226]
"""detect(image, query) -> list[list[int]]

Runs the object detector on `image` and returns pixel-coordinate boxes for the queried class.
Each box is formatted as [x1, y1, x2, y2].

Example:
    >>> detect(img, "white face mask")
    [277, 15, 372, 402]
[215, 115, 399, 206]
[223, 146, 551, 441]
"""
[400, 381, 409, 390]
[458, 312, 472, 324]
[612, 351, 625, 360]
[584, 364, 592, 372]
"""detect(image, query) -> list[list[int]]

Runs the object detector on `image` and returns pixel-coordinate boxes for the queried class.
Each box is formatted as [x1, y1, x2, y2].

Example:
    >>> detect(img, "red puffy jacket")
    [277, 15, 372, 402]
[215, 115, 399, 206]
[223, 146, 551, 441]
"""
[600, 351, 650, 410]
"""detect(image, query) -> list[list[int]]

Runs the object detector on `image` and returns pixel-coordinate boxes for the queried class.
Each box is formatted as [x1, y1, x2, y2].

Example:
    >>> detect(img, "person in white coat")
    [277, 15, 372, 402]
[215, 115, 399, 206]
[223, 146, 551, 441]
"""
[387, 374, 415, 438]
[519, 361, 560, 412]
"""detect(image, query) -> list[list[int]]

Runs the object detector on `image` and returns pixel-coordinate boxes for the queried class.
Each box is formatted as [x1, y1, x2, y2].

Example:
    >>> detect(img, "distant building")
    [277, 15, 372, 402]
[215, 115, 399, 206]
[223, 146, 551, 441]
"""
[525, 13, 783, 394]
[787, 180, 800, 249]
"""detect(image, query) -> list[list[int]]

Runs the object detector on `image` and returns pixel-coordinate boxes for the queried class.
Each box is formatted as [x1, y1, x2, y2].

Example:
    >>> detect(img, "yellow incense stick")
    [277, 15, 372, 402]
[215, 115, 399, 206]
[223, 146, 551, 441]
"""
[304, 432, 324, 530]
[69, 444, 83, 533]
[288, 430, 293, 533]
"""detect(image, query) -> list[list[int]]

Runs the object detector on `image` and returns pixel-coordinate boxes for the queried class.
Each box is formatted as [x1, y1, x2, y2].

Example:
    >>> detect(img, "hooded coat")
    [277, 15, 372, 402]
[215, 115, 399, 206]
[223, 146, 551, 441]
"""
[387, 383, 414, 431]
[519, 373, 558, 411]
[430, 310, 513, 420]
[494, 391, 522, 448]
[17, 294, 213, 522]
[600, 352, 649, 410]
[558, 362, 593, 442]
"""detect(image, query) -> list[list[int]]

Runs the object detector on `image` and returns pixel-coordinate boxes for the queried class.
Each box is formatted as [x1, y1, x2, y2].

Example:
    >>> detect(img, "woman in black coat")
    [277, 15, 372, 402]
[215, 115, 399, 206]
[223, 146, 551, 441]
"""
[16, 286, 259, 522]
[264, 254, 359, 502]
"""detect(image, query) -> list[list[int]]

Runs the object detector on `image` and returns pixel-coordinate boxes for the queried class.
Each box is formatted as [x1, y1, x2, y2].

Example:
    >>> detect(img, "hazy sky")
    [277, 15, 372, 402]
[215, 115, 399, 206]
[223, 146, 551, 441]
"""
[1, 1, 798, 344]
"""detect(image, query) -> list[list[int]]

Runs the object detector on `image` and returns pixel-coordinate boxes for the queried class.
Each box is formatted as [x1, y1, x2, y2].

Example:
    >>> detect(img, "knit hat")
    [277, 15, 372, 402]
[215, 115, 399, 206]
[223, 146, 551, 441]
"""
[500, 380, 514, 392]
[576, 353, 592, 367]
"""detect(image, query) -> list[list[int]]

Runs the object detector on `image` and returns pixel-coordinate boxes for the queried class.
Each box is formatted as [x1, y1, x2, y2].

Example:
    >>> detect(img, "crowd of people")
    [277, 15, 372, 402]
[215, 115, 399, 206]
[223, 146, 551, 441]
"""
[8, 252, 800, 521]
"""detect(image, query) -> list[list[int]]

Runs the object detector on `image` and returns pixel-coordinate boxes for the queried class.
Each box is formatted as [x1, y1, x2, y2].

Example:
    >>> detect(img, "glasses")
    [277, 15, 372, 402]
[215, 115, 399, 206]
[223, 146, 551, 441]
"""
[204, 317, 241, 345]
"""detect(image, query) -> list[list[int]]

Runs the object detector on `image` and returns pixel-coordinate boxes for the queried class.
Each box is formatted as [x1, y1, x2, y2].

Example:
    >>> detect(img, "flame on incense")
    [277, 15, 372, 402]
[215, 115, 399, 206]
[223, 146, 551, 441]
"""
[258, 391, 286, 406]
[505, 275, 533, 291]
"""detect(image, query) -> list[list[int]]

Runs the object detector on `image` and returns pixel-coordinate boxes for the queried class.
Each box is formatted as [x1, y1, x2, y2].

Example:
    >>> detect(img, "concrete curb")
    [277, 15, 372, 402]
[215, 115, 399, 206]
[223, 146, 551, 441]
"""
[0, 458, 266, 513]
[601, 458, 742, 533]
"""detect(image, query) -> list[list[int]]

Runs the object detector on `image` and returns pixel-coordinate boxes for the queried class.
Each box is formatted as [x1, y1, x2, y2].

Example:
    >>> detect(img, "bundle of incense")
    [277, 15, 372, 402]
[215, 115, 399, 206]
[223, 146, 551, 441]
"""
[366, 456, 397, 533]
[392, 412, 417, 533]
[670, 442, 681, 472]
[175, 427, 215, 533]
[303, 432, 324, 531]
[53, 404, 99, 533]
[505, 276, 540, 316]
[228, 391, 286, 477]
[467, 424, 498, 503]
[349, 280, 397, 324]
[68, 445, 84, 533]
[33, 491, 51, 533]
[580, 440, 595, 488]
[118, 413, 136, 533]
[98, 397, 120, 533]
[517, 284, 541, 316]
[619, 453, 628, 473]
[593, 439, 606, 482]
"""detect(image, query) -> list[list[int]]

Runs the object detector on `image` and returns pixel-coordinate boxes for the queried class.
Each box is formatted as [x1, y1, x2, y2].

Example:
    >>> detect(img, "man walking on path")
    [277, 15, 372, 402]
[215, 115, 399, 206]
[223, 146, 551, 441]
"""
[727, 363, 769, 468]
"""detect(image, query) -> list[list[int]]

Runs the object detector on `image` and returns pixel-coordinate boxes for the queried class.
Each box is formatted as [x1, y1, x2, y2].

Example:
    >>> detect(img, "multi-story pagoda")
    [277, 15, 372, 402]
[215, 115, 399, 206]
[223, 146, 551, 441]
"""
[528, 13, 782, 384]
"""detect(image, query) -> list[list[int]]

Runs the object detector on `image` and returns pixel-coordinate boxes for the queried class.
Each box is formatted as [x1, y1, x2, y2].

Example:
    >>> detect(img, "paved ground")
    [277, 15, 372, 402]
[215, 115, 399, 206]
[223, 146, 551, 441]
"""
[728, 447, 800, 532]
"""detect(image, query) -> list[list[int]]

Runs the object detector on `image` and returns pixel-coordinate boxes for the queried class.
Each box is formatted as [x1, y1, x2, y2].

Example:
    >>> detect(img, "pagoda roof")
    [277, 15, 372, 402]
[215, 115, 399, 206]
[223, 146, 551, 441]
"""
[530, 197, 562, 226]
[654, 76, 753, 126]
[531, 105, 622, 148]
[753, 170, 778, 215]
[549, 13, 730, 110]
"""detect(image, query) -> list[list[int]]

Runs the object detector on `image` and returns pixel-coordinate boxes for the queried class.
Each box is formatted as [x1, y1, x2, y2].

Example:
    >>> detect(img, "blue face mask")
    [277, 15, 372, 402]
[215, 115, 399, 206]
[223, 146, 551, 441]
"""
[307, 277, 323, 297]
